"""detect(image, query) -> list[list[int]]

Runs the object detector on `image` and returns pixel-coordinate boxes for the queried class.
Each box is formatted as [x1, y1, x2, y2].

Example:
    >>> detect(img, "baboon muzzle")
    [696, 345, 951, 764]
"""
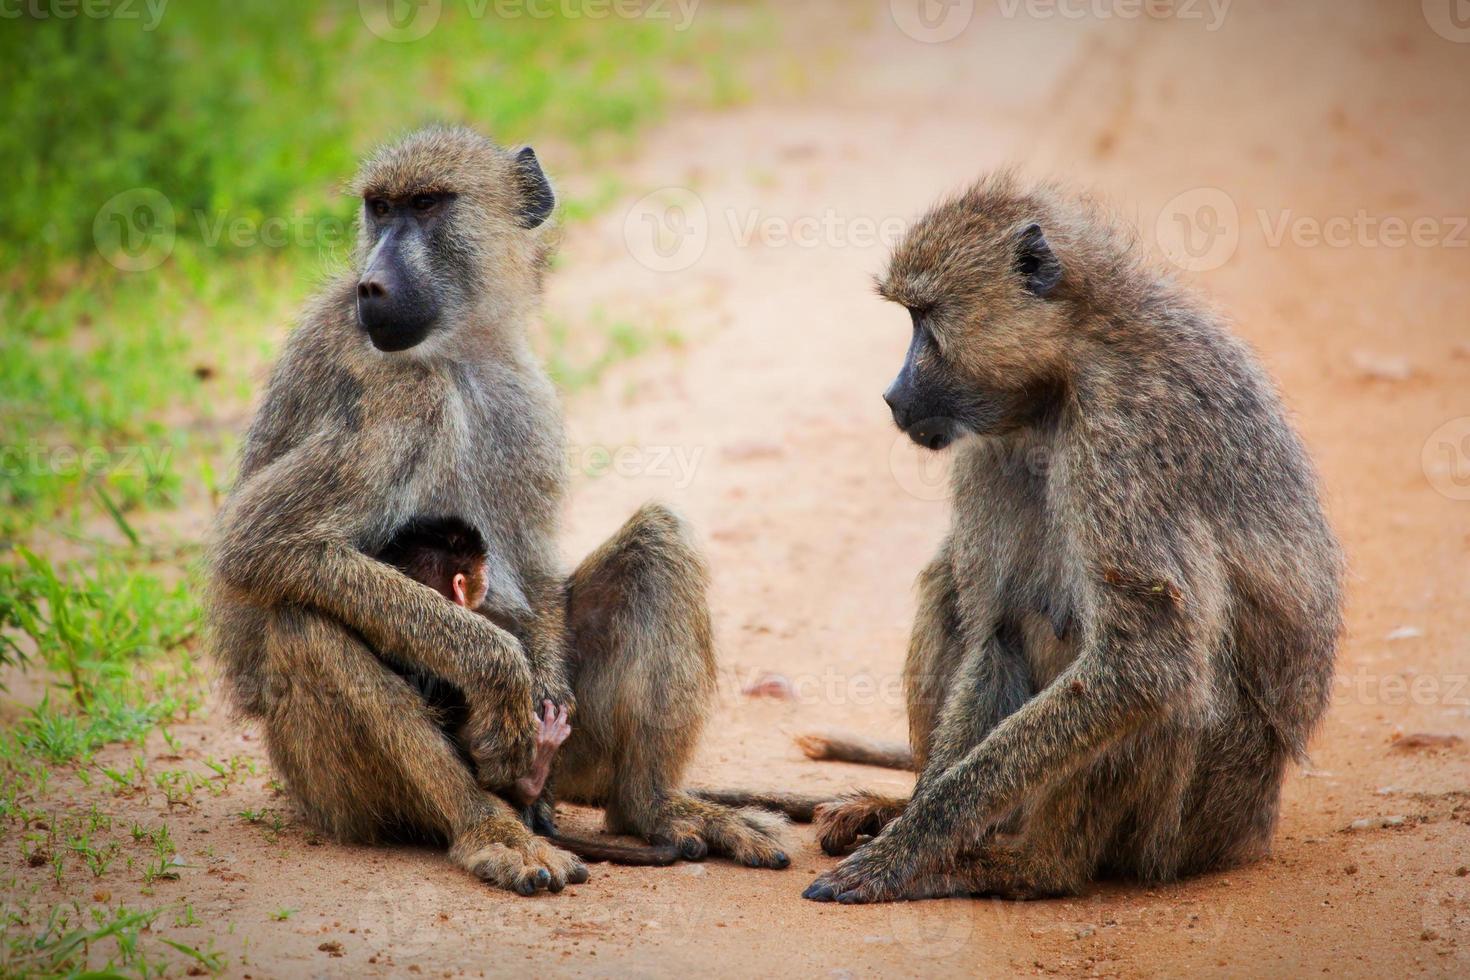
[357, 223, 441, 352]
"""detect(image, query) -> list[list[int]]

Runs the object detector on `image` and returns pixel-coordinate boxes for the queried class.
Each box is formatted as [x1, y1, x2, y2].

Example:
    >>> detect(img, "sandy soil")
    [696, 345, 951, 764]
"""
[13, 1, 1470, 976]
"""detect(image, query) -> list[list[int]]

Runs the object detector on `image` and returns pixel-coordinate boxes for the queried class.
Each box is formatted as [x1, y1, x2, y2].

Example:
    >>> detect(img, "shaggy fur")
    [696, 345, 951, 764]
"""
[208, 128, 787, 896]
[804, 173, 1343, 904]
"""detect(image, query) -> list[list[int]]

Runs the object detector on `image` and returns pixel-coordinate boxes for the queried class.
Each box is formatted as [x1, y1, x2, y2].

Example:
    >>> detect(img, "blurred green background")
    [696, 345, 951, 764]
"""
[0, 4, 759, 972]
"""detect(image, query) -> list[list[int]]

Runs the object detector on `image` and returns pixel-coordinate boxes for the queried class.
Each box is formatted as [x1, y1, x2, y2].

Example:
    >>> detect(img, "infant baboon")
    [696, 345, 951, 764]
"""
[374, 516, 564, 807]
[209, 128, 785, 895]
[803, 173, 1343, 904]
[376, 517, 678, 866]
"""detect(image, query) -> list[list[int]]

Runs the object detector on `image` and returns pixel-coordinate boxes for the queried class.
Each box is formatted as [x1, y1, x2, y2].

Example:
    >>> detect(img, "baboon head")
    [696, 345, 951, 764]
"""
[877, 173, 1078, 451]
[350, 127, 557, 353]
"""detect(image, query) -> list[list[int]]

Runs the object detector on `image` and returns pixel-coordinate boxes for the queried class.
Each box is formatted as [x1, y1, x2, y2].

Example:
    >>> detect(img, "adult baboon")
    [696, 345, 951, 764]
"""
[209, 127, 787, 896]
[803, 173, 1343, 904]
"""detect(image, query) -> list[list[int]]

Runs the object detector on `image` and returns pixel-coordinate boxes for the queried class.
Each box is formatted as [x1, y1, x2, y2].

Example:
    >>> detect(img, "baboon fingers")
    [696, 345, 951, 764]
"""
[456, 838, 588, 896]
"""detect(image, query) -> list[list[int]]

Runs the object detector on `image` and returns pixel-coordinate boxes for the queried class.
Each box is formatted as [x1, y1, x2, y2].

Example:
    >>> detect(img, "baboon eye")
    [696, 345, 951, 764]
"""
[411, 193, 441, 212]
[368, 198, 390, 218]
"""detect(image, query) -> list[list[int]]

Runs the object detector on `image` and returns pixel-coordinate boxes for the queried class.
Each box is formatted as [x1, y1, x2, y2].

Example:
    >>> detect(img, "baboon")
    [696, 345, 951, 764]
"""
[208, 127, 786, 896]
[374, 517, 679, 866]
[803, 173, 1343, 904]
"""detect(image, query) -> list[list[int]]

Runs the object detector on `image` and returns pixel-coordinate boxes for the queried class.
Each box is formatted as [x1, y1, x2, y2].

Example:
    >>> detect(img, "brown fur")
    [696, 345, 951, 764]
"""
[794, 732, 915, 770]
[208, 128, 787, 895]
[804, 173, 1343, 904]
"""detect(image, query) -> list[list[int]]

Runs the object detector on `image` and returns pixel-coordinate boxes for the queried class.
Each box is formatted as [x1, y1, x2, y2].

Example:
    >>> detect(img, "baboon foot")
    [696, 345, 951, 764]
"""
[617, 793, 791, 869]
[802, 835, 943, 905]
[812, 791, 908, 856]
[803, 836, 1081, 904]
[451, 824, 589, 896]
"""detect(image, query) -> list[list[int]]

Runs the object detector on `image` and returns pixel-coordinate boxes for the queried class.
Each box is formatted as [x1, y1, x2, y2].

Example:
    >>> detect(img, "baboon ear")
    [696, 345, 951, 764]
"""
[514, 146, 555, 229]
[1014, 223, 1062, 298]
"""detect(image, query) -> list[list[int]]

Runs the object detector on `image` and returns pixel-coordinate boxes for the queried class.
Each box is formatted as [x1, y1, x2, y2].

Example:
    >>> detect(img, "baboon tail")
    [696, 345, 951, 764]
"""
[688, 789, 833, 823]
[793, 731, 915, 770]
[550, 833, 680, 866]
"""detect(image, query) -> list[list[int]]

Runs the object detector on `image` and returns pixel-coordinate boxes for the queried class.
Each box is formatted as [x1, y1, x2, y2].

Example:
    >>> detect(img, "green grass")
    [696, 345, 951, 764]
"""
[1, 5, 764, 976]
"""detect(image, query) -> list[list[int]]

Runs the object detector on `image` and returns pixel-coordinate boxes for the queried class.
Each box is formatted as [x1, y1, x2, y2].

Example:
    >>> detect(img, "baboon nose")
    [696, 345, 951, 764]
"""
[357, 278, 388, 301]
[883, 388, 908, 428]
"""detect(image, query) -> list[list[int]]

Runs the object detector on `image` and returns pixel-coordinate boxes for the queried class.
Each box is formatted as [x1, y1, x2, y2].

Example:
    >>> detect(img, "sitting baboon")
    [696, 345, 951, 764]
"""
[208, 127, 786, 896]
[803, 173, 1343, 904]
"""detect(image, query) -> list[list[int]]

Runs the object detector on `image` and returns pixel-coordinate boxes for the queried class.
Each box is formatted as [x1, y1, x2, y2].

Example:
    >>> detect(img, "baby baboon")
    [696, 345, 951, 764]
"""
[803, 173, 1343, 904]
[209, 127, 786, 896]
[376, 517, 679, 866]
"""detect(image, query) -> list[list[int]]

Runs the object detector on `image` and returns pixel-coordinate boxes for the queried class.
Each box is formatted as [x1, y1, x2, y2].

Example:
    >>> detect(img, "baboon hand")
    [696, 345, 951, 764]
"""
[466, 699, 538, 791]
[512, 701, 570, 804]
[802, 834, 936, 904]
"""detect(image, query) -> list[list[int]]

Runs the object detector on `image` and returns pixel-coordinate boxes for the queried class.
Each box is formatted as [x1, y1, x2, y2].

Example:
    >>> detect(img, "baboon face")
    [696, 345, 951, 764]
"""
[352, 128, 556, 353]
[878, 184, 1068, 450]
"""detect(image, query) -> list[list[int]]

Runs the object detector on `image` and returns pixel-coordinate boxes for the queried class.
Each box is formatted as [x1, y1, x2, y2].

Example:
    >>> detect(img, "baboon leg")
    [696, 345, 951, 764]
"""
[1176, 716, 1286, 876]
[813, 791, 910, 856]
[555, 503, 789, 869]
[902, 549, 969, 771]
[259, 607, 586, 894]
[809, 621, 1031, 858]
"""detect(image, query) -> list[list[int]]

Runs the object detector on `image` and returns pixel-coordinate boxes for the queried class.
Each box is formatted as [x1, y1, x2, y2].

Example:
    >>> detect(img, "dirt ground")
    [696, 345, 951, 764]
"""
[17, 1, 1470, 976]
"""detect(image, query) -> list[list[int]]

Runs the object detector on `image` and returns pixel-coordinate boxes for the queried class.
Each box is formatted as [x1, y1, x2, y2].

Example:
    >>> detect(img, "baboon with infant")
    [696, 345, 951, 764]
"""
[802, 174, 1343, 904]
[208, 127, 786, 895]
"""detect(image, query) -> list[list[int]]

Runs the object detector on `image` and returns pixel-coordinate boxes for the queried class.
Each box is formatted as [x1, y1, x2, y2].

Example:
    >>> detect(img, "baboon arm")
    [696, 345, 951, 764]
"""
[911, 631, 1031, 788]
[876, 566, 1213, 866]
[521, 565, 573, 704]
[213, 432, 530, 698]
